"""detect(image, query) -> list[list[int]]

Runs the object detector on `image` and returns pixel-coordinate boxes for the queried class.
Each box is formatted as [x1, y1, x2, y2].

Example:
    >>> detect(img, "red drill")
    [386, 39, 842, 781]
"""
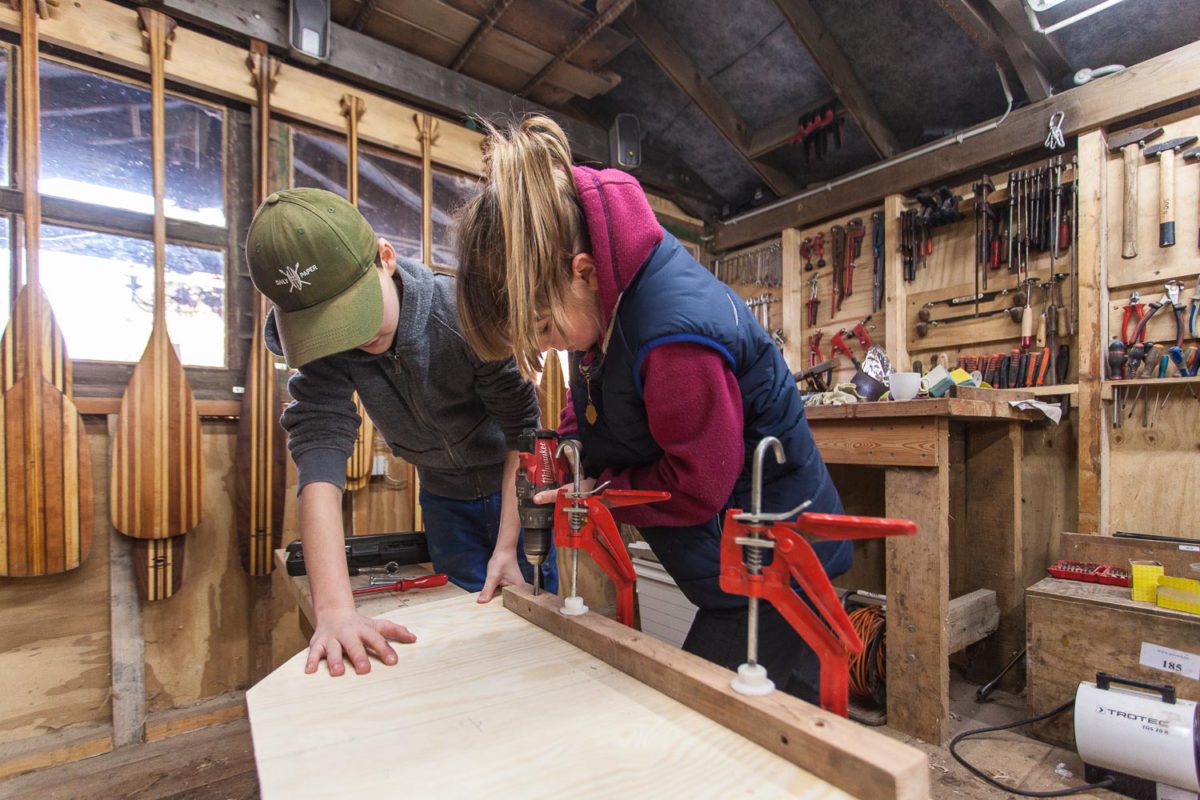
[517, 428, 568, 595]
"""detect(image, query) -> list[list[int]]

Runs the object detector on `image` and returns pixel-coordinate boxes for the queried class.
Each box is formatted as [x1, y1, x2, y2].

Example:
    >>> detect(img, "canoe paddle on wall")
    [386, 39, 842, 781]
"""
[110, 9, 205, 600]
[0, 0, 93, 578]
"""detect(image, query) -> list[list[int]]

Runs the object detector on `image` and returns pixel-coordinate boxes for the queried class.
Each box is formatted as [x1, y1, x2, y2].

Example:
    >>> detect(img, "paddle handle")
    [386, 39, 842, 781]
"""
[140, 8, 172, 327]
[20, 1, 41, 361]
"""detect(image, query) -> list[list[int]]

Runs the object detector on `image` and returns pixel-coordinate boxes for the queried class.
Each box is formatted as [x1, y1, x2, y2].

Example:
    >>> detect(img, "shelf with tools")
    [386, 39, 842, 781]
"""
[1100, 376, 1200, 399]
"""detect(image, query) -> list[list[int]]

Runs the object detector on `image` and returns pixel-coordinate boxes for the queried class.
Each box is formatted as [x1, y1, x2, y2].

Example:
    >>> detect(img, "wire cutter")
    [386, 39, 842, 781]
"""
[1128, 281, 1184, 347]
[1120, 291, 1146, 346]
[1189, 277, 1199, 339]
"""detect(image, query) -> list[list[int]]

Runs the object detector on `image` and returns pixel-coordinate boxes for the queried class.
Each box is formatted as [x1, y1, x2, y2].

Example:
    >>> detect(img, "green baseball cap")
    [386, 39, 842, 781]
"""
[246, 188, 382, 368]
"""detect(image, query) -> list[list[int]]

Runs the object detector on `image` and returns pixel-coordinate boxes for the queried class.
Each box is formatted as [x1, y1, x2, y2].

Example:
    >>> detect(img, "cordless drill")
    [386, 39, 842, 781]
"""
[516, 428, 568, 594]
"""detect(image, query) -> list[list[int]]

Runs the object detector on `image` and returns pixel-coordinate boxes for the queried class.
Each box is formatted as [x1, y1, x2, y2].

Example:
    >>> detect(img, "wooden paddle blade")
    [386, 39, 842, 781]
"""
[1, 287, 73, 397]
[131, 535, 186, 601]
[110, 325, 205, 539]
[234, 334, 287, 576]
[344, 392, 374, 493]
[0, 376, 93, 576]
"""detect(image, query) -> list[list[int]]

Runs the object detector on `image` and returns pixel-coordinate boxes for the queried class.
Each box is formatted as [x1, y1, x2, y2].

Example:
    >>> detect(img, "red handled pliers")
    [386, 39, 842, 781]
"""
[1121, 291, 1146, 346]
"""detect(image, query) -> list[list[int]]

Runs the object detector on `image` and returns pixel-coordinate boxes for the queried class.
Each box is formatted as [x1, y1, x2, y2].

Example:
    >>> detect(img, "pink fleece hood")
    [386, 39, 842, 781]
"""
[571, 165, 664, 328]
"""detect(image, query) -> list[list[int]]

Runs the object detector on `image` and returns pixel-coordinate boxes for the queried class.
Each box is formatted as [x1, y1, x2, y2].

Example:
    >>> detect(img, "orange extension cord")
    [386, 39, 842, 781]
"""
[847, 604, 887, 707]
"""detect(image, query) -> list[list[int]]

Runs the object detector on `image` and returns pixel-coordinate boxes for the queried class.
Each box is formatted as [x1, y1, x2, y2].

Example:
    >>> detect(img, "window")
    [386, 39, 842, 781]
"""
[39, 59, 224, 225]
[39, 225, 225, 367]
[432, 168, 480, 268]
[32, 58, 228, 366]
[290, 127, 423, 262]
[358, 148, 421, 262]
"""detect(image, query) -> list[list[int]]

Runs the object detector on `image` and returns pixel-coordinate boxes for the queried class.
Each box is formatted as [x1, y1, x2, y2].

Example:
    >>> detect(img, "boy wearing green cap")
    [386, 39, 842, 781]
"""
[247, 188, 555, 676]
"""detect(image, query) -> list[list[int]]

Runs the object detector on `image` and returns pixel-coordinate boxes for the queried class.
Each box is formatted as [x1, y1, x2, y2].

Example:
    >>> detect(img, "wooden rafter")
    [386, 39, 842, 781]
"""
[981, 0, 1072, 80]
[518, 0, 634, 96]
[349, 0, 379, 32]
[619, 6, 799, 196]
[449, 0, 514, 71]
[933, 0, 1050, 101]
[770, 0, 902, 159]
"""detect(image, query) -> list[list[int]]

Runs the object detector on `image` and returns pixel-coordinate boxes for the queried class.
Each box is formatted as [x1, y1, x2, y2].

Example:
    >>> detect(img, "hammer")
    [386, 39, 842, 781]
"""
[1184, 147, 1200, 249]
[1106, 125, 1162, 259]
[1144, 135, 1198, 248]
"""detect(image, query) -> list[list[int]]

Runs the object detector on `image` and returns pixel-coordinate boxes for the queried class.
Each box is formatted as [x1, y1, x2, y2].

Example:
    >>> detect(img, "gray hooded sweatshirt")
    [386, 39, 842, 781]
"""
[265, 257, 539, 500]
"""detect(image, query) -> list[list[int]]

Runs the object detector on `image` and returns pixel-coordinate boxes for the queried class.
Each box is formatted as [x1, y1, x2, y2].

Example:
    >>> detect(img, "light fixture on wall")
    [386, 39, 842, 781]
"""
[609, 113, 641, 170]
[289, 0, 331, 64]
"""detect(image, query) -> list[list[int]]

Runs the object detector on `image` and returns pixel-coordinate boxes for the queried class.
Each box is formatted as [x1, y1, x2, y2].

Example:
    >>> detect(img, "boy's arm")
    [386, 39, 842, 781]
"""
[283, 359, 418, 673]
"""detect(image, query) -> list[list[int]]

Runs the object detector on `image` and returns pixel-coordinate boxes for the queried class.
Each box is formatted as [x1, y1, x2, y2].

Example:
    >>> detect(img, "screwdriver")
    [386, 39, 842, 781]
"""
[352, 573, 449, 597]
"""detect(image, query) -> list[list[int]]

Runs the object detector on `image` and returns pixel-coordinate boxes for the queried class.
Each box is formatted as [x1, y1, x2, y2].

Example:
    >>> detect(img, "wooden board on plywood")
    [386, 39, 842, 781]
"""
[1058, 531, 1200, 575]
[1105, 110, 1200, 291]
[247, 591, 883, 800]
[1026, 577, 1200, 748]
[502, 586, 929, 800]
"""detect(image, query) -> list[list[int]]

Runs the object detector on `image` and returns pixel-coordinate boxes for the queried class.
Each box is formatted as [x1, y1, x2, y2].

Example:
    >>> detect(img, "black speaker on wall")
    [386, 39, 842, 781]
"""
[609, 113, 641, 170]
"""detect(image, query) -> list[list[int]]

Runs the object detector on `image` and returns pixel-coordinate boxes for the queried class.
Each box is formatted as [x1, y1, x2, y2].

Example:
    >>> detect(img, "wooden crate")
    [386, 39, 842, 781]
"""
[1026, 577, 1200, 748]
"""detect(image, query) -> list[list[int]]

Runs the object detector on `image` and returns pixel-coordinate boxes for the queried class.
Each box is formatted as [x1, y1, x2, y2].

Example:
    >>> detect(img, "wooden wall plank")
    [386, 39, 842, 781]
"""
[0, 422, 111, 748]
[1076, 131, 1107, 534]
[1059, 531, 1200, 575]
[884, 419, 950, 744]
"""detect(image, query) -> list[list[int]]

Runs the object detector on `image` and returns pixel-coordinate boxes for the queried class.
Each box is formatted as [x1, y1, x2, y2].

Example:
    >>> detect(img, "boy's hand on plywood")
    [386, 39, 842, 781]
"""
[305, 607, 417, 676]
[478, 549, 527, 604]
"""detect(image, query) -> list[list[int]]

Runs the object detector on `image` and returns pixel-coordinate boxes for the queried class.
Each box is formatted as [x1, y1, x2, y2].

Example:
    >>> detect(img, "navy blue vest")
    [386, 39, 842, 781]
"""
[569, 231, 851, 577]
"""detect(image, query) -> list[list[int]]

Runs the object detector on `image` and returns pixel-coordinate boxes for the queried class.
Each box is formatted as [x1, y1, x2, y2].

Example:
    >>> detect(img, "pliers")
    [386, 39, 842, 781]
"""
[1120, 291, 1146, 346]
[1128, 280, 1185, 348]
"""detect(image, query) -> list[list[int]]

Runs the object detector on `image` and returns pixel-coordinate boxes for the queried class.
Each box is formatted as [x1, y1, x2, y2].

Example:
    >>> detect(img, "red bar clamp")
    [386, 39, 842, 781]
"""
[719, 438, 917, 716]
[552, 440, 669, 627]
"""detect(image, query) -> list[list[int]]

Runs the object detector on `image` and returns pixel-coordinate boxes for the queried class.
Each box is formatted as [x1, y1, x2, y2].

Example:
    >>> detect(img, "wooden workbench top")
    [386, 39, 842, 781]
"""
[804, 396, 1044, 422]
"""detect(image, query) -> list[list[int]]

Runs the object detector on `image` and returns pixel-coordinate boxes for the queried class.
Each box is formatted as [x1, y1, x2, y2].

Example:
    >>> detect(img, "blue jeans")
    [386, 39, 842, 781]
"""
[419, 488, 558, 594]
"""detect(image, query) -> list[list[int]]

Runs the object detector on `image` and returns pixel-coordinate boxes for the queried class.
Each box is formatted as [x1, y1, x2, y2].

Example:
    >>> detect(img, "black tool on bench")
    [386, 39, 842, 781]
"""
[285, 530, 430, 577]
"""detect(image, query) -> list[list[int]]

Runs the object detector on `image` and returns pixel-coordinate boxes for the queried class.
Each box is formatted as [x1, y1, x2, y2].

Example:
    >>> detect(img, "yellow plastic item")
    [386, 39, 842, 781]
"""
[1156, 575, 1200, 615]
[1129, 560, 1164, 602]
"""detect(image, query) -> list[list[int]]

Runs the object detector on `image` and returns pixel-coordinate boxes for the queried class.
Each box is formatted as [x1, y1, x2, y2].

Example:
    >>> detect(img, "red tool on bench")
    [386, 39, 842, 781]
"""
[719, 437, 917, 716]
[551, 439, 668, 627]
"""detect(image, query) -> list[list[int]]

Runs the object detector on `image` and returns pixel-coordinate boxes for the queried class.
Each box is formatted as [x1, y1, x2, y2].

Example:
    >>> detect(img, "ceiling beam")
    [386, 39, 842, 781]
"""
[519, 0, 634, 96]
[770, 0, 901, 159]
[714, 37, 1200, 249]
[449, 0, 515, 71]
[349, 0, 380, 32]
[618, 7, 799, 196]
[980, 0, 1072, 81]
[144, 0, 721, 207]
[932, 0, 1048, 101]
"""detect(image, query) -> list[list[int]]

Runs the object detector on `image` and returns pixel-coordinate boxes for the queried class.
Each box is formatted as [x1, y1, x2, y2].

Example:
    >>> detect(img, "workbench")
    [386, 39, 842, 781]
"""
[247, 588, 929, 799]
[806, 396, 1044, 744]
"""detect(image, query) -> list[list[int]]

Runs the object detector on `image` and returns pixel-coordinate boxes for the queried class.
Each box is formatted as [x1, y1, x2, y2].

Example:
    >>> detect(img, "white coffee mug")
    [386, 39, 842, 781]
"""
[890, 372, 920, 401]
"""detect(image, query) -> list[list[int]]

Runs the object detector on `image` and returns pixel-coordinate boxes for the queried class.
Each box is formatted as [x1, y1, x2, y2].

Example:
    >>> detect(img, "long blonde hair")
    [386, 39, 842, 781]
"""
[455, 115, 586, 379]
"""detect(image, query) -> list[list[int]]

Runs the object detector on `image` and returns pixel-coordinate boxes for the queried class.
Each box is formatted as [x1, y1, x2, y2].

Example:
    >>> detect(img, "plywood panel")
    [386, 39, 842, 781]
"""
[143, 424, 253, 711]
[1107, 387, 1200, 539]
[0, 421, 111, 747]
[247, 594, 855, 799]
